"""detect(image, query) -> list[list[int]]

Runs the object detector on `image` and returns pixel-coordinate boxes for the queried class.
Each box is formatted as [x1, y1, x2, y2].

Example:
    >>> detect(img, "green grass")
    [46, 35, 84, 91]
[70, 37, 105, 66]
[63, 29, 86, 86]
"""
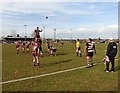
[2, 42, 119, 91]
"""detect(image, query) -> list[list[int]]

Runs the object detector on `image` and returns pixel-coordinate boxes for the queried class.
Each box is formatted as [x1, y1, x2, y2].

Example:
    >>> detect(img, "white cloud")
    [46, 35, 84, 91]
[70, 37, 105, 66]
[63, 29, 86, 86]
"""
[78, 27, 91, 32]
[1, 2, 107, 18]
[97, 24, 118, 38]
[50, 24, 117, 39]
[2, 2, 60, 17]
[98, 24, 118, 33]
[0, 2, 118, 39]
[75, 24, 118, 39]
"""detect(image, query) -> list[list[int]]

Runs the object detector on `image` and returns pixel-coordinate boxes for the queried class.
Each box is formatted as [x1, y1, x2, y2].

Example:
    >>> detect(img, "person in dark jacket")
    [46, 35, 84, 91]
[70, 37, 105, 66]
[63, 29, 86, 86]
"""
[106, 38, 117, 72]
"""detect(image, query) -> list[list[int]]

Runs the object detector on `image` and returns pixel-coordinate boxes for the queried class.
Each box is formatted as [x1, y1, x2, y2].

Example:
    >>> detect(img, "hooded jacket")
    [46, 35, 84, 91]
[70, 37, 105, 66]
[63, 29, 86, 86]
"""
[106, 41, 117, 57]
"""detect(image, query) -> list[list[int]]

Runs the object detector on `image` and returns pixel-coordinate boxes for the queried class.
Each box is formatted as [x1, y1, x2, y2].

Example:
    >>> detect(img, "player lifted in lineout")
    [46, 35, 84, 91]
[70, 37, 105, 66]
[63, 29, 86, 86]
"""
[32, 27, 42, 67]
[34, 27, 43, 55]
[34, 27, 42, 38]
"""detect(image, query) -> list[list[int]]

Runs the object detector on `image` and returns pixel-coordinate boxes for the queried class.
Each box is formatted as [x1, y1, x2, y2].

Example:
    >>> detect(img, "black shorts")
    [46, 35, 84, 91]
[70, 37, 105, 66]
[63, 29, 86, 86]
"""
[87, 52, 93, 57]
[53, 49, 57, 52]
[77, 46, 80, 50]
[48, 46, 50, 49]
[36, 35, 40, 38]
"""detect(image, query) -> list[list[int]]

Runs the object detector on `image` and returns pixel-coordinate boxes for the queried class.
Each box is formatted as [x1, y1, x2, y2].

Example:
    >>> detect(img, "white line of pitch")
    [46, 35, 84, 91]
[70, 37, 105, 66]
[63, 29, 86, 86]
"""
[1, 58, 120, 85]
[1, 65, 87, 85]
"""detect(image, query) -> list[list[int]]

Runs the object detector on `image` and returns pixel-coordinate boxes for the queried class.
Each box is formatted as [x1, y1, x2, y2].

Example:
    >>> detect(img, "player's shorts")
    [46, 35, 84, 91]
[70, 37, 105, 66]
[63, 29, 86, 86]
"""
[77, 46, 80, 50]
[48, 46, 50, 49]
[36, 35, 40, 38]
[53, 49, 57, 52]
[87, 52, 93, 57]
[76, 47, 80, 52]
[32, 50, 40, 57]
[32, 51, 37, 57]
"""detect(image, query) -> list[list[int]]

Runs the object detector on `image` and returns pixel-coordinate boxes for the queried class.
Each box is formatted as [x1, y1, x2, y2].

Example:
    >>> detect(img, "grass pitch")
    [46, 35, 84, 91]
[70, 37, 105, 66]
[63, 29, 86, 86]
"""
[2, 42, 119, 91]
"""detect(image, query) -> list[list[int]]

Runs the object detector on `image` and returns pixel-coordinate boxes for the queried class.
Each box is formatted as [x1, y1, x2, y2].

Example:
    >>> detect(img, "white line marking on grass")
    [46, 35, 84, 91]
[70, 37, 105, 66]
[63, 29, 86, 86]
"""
[1, 58, 120, 85]
[1, 65, 87, 85]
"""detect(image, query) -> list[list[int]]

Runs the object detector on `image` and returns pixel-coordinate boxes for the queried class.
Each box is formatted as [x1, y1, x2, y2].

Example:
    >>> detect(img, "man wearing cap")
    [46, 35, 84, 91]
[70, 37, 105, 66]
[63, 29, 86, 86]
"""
[106, 38, 117, 72]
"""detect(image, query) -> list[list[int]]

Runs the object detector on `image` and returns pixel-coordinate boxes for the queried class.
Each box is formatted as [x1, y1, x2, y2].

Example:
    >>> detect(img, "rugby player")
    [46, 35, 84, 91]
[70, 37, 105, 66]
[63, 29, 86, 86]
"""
[46, 39, 50, 52]
[34, 27, 42, 39]
[50, 46, 57, 56]
[84, 38, 96, 68]
[32, 41, 40, 67]
[21, 42, 26, 53]
[26, 41, 31, 53]
[15, 40, 21, 54]
[76, 39, 82, 57]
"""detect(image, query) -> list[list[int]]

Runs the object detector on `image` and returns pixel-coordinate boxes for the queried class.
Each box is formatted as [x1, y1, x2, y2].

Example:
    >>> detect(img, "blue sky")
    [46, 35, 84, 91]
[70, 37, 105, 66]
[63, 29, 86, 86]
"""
[1, 1, 118, 39]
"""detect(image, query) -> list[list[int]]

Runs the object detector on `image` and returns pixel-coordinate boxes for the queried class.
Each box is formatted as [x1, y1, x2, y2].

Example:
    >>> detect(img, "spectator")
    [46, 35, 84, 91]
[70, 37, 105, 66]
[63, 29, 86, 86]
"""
[106, 38, 117, 72]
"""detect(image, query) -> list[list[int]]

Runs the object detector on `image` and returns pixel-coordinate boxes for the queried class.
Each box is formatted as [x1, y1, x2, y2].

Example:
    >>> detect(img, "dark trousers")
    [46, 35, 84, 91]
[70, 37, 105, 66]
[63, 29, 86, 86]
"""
[106, 56, 115, 71]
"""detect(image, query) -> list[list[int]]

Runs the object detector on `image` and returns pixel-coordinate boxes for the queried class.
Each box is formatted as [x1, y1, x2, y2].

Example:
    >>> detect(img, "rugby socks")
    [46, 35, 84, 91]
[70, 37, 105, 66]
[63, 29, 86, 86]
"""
[36, 57, 40, 67]
[79, 51, 82, 57]
[36, 57, 39, 64]
[87, 59, 90, 67]
[90, 60, 94, 66]
[33, 58, 36, 66]
[77, 52, 78, 56]
[37, 63, 40, 68]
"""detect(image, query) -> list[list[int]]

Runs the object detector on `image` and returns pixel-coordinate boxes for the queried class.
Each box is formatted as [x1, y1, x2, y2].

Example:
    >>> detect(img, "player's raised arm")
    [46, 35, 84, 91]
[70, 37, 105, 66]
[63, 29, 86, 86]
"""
[39, 29, 43, 32]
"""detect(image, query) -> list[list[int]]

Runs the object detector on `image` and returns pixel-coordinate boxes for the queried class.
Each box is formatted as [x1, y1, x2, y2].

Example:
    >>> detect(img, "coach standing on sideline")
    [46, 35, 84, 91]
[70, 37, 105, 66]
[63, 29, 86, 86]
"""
[106, 38, 117, 72]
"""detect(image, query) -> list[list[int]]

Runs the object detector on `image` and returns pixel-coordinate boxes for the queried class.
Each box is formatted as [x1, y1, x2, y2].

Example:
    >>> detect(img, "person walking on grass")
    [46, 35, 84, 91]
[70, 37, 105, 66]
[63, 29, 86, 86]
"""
[84, 38, 96, 68]
[105, 38, 117, 72]
[76, 39, 82, 57]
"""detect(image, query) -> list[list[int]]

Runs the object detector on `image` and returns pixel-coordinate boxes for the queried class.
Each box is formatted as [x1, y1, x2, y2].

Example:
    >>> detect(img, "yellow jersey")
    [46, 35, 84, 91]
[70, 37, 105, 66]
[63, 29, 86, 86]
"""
[76, 41, 80, 48]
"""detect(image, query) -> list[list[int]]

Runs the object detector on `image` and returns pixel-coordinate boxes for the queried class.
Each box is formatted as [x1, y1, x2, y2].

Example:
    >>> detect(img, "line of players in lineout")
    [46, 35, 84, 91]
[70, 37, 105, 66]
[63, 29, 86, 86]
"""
[15, 27, 117, 73]
[15, 27, 57, 67]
